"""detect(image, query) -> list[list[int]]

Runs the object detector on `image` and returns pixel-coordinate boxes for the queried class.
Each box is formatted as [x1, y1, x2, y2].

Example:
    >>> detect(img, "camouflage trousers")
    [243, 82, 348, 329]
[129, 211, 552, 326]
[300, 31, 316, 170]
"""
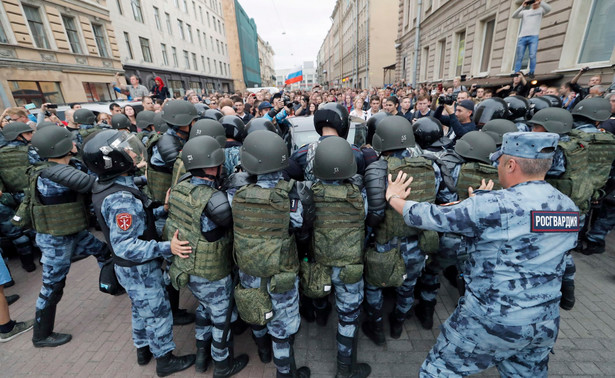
[585, 199, 615, 244]
[365, 238, 424, 320]
[187, 274, 233, 362]
[35, 231, 107, 311]
[116, 260, 175, 358]
[418, 234, 461, 303]
[331, 266, 364, 359]
[420, 299, 559, 377]
[239, 270, 300, 375]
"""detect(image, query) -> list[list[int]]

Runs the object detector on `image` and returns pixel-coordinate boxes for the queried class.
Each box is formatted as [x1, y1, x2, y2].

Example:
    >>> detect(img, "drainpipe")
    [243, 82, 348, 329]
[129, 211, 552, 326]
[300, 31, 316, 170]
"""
[365, 0, 369, 89]
[411, 0, 422, 88]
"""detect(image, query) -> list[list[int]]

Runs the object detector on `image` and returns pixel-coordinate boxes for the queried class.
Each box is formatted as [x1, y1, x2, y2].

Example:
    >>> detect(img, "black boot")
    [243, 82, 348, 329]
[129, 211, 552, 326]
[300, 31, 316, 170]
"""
[299, 295, 316, 323]
[195, 339, 211, 372]
[582, 239, 605, 255]
[276, 344, 310, 378]
[6, 294, 19, 306]
[252, 332, 272, 363]
[212, 354, 249, 378]
[388, 309, 407, 339]
[156, 352, 196, 377]
[560, 280, 575, 311]
[231, 317, 248, 336]
[19, 253, 36, 272]
[335, 332, 371, 378]
[361, 305, 385, 346]
[314, 297, 332, 327]
[32, 306, 72, 347]
[137, 346, 153, 366]
[414, 300, 436, 330]
[166, 285, 195, 325]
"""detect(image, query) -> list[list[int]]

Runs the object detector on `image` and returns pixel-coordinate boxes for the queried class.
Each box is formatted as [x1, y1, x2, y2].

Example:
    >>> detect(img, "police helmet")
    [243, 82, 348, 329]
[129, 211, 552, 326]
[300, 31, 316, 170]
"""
[541, 95, 563, 108]
[473, 98, 511, 126]
[372, 116, 415, 152]
[2, 122, 33, 141]
[73, 108, 97, 125]
[571, 97, 611, 122]
[194, 103, 210, 118]
[481, 119, 517, 146]
[220, 115, 246, 142]
[136, 110, 156, 130]
[454, 131, 497, 165]
[181, 135, 224, 171]
[503, 96, 530, 122]
[153, 113, 169, 133]
[82, 130, 147, 182]
[246, 118, 278, 135]
[36, 121, 57, 130]
[241, 130, 289, 175]
[366, 111, 391, 145]
[190, 119, 227, 147]
[412, 116, 450, 149]
[529, 108, 573, 135]
[313, 136, 357, 180]
[313, 102, 350, 139]
[203, 108, 223, 121]
[31, 125, 74, 159]
[528, 97, 552, 117]
[160, 100, 198, 127]
[111, 114, 131, 130]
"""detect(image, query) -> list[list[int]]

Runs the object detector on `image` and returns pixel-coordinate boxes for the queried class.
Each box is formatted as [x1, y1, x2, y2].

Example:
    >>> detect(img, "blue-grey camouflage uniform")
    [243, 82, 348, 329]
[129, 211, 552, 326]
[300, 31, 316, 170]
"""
[224, 142, 242, 174]
[101, 176, 175, 358]
[150, 128, 185, 168]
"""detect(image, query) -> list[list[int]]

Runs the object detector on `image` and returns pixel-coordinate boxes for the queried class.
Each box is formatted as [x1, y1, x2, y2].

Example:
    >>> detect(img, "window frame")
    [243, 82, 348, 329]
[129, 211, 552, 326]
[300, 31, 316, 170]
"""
[131, 0, 144, 23]
[153, 7, 162, 31]
[22, 4, 51, 49]
[479, 17, 496, 74]
[161, 43, 169, 65]
[91, 22, 110, 58]
[139, 36, 152, 63]
[124, 32, 134, 60]
[61, 14, 83, 54]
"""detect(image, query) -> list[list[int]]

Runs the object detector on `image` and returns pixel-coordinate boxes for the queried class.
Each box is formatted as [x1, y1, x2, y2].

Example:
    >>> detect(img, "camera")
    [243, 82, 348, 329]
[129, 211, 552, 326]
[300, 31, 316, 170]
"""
[439, 95, 455, 106]
[282, 96, 292, 108]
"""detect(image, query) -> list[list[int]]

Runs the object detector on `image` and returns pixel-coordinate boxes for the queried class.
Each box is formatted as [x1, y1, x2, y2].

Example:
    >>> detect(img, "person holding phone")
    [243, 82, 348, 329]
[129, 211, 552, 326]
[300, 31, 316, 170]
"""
[512, 0, 551, 78]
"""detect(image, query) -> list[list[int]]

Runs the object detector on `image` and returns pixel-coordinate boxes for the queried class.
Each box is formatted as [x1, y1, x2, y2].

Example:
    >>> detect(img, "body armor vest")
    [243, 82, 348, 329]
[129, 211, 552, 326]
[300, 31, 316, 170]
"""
[570, 129, 615, 195]
[375, 156, 436, 245]
[146, 133, 174, 203]
[456, 162, 500, 201]
[233, 180, 298, 278]
[165, 180, 232, 281]
[78, 125, 102, 140]
[312, 181, 365, 266]
[0, 144, 29, 193]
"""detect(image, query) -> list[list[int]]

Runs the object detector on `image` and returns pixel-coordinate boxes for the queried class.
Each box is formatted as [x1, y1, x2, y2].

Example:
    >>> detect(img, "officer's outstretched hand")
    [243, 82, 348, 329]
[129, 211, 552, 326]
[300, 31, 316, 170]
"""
[387, 171, 413, 200]
[171, 230, 192, 258]
[468, 179, 494, 198]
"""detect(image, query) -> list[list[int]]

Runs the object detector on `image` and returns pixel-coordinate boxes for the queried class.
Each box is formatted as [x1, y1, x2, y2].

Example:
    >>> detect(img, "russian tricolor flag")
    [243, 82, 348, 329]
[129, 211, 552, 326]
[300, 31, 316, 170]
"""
[285, 68, 303, 85]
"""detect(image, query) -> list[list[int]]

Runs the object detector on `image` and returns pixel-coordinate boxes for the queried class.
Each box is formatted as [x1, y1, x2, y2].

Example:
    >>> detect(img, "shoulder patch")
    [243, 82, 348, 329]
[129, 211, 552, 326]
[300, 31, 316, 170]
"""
[531, 211, 580, 232]
[116, 213, 133, 231]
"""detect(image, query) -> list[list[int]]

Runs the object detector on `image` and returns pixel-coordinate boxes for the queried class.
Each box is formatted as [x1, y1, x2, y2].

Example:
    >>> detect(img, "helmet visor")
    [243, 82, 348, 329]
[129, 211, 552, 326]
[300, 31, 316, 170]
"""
[109, 131, 147, 166]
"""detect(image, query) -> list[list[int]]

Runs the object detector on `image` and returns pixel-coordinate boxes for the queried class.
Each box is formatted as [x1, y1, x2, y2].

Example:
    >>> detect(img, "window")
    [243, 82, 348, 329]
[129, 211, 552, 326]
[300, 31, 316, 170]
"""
[173, 0, 179, 7]
[91, 23, 109, 57]
[23, 5, 50, 49]
[62, 15, 82, 54]
[139, 37, 152, 62]
[207, 12, 210, 27]
[9, 81, 64, 107]
[131, 0, 143, 22]
[172, 47, 178, 67]
[201, 55, 205, 72]
[153, 7, 161, 31]
[124, 32, 133, 59]
[210, 36, 213, 50]
[183, 50, 190, 69]
[216, 39, 220, 54]
[116, 0, 123, 15]
[182, 0, 188, 12]
[455, 31, 465, 76]
[217, 20, 221, 33]
[219, 61, 223, 76]
[214, 59, 217, 74]
[161, 43, 169, 65]
[199, 6, 203, 23]
[579, 0, 615, 63]
[165, 13, 172, 34]
[437, 39, 446, 79]
[192, 1, 196, 15]
[221, 22, 225, 35]
[83, 82, 115, 102]
[196, 29, 201, 46]
[177, 19, 184, 39]
[421, 46, 429, 81]
[186, 24, 193, 43]
[207, 57, 211, 72]
[224, 63, 227, 76]
[0, 18, 8, 43]
[203, 32, 207, 49]
[192, 53, 198, 71]
[480, 18, 495, 73]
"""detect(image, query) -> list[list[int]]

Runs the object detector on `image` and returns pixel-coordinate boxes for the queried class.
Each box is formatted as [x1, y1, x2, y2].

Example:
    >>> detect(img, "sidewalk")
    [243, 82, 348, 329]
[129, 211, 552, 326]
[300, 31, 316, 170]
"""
[2, 231, 614, 377]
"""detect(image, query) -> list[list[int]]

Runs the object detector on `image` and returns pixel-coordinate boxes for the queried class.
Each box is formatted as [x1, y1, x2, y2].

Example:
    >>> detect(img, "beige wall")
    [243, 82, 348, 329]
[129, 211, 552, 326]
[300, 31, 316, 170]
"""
[222, 0, 245, 92]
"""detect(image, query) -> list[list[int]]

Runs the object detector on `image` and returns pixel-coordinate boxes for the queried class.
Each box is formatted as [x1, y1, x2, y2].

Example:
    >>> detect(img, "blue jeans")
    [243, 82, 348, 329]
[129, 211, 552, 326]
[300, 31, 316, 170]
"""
[514, 35, 539, 73]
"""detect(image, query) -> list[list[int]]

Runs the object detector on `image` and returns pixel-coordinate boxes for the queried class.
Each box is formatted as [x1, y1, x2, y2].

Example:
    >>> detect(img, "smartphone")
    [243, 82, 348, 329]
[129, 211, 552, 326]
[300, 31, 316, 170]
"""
[47, 104, 58, 109]
[24, 103, 36, 110]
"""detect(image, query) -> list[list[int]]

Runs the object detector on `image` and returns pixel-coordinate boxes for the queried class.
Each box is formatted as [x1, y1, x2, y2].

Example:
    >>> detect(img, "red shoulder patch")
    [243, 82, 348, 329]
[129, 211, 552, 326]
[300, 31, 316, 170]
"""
[116, 213, 133, 231]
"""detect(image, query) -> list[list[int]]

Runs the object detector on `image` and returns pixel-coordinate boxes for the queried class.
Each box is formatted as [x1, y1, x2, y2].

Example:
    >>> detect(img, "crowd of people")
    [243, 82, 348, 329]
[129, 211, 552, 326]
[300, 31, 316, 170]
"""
[0, 62, 614, 378]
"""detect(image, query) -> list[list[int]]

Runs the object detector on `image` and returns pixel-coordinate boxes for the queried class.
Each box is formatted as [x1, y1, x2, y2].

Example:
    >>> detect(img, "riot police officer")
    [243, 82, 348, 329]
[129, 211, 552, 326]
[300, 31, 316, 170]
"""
[481, 119, 518, 147]
[136, 110, 157, 146]
[219, 115, 246, 174]
[473, 98, 511, 128]
[111, 113, 132, 131]
[503, 96, 532, 131]
[412, 117, 452, 159]
[74, 108, 104, 141]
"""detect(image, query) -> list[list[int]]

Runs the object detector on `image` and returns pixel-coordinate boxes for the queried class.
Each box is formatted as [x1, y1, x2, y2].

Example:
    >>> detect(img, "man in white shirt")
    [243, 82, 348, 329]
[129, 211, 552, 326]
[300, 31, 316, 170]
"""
[512, 0, 551, 78]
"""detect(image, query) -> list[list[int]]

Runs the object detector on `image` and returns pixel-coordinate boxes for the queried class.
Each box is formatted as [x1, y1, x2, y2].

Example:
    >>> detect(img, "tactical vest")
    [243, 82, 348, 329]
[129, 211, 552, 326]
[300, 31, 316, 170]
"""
[145, 133, 173, 203]
[312, 181, 365, 267]
[78, 125, 102, 140]
[456, 162, 500, 201]
[570, 129, 615, 195]
[164, 180, 232, 281]
[91, 182, 159, 267]
[233, 180, 298, 278]
[375, 156, 436, 245]
[28, 163, 88, 236]
[0, 144, 30, 193]
[171, 151, 186, 187]
[546, 138, 592, 213]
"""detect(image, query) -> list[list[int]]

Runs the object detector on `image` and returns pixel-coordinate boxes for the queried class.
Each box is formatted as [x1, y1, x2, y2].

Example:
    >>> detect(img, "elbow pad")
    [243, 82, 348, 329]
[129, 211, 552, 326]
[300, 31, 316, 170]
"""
[156, 134, 182, 166]
[364, 160, 387, 213]
[204, 190, 233, 228]
[41, 164, 95, 193]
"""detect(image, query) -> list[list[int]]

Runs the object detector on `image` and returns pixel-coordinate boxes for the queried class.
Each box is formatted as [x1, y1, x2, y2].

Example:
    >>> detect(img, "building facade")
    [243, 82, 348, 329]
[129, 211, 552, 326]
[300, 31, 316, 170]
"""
[258, 35, 275, 87]
[234, 0, 260, 89]
[0, 0, 123, 108]
[395, 0, 615, 88]
[108, 0, 233, 97]
[317, 0, 398, 89]
[276, 61, 317, 91]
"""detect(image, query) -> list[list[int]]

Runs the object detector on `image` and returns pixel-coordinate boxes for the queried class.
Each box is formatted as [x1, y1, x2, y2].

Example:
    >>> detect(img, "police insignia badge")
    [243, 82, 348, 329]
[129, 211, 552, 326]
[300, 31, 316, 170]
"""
[531, 211, 580, 232]
[116, 213, 133, 231]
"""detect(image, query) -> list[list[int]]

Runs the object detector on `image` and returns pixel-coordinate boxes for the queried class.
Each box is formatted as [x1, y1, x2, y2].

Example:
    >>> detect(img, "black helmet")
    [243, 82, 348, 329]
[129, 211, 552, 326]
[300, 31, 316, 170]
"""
[372, 116, 415, 152]
[529, 108, 573, 135]
[111, 114, 131, 130]
[190, 119, 227, 147]
[220, 115, 246, 142]
[153, 113, 169, 133]
[203, 108, 223, 121]
[454, 131, 497, 165]
[473, 98, 511, 126]
[136, 110, 156, 130]
[528, 97, 552, 117]
[313, 136, 356, 180]
[412, 116, 450, 149]
[481, 119, 517, 146]
[246, 118, 278, 135]
[36, 121, 57, 130]
[31, 125, 73, 158]
[241, 130, 289, 175]
[541, 95, 563, 108]
[2, 122, 33, 141]
[73, 109, 96, 125]
[181, 135, 224, 171]
[313, 102, 350, 139]
[366, 111, 391, 145]
[571, 97, 611, 122]
[161, 100, 198, 127]
[82, 130, 147, 182]
[194, 103, 210, 118]
[503, 96, 530, 122]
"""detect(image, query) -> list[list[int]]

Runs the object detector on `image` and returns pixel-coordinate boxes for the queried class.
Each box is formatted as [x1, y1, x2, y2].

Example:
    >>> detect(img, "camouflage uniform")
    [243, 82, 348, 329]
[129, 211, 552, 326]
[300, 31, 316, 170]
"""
[224, 141, 242, 175]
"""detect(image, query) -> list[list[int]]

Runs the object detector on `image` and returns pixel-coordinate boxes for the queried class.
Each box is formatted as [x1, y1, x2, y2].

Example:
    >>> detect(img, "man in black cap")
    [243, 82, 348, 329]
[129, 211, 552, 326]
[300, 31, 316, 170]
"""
[441, 100, 476, 140]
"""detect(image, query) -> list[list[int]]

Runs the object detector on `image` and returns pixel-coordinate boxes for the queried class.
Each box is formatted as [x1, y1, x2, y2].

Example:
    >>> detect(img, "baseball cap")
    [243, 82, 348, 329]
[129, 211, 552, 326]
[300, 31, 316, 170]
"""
[258, 101, 273, 110]
[490, 131, 559, 162]
[458, 100, 475, 112]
